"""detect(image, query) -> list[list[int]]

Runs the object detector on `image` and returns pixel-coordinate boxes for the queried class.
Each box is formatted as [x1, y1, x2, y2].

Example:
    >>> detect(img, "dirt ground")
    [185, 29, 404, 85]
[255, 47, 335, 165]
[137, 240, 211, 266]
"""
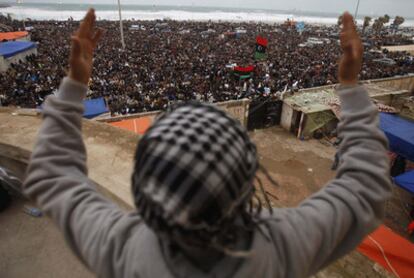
[251, 127, 412, 277]
[251, 127, 337, 207]
[1, 126, 408, 277]
[0, 200, 93, 278]
[251, 127, 413, 243]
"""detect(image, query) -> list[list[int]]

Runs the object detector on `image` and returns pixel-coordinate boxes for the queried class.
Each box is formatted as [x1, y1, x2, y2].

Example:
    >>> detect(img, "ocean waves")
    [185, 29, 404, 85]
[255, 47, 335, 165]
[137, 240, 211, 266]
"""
[2, 5, 414, 26]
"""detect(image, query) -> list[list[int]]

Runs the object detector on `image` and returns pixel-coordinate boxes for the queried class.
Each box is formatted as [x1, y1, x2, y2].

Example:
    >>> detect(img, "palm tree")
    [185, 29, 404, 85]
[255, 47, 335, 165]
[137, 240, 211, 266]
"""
[382, 14, 390, 24]
[337, 15, 343, 27]
[0, 23, 13, 32]
[372, 18, 384, 34]
[392, 16, 405, 30]
[362, 16, 372, 34]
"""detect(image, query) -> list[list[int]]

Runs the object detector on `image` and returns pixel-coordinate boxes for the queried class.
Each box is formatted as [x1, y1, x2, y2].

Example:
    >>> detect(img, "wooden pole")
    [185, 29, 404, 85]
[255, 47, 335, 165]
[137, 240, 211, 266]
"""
[297, 112, 305, 139]
[117, 0, 126, 49]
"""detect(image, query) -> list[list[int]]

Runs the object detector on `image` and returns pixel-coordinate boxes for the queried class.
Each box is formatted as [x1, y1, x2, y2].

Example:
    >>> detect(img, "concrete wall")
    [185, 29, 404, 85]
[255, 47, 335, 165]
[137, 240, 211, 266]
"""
[382, 45, 414, 55]
[0, 107, 139, 209]
[0, 47, 37, 72]
[98, 99, 251, 128]
[367, 74, 414, 92]
[297, 74, 414, 94]
[0, 143, 30, 180]
[280, 102, 294, 131]
[98, 110, 159, 124]
[0, 100, 247, 209]
[216, 99, 250, 127]
[280, 75, 414, 137]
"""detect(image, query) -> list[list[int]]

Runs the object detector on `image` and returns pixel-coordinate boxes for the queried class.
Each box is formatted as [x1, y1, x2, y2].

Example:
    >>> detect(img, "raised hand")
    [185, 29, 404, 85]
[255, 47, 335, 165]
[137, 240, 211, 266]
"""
[69, 9, 103, 85]
[338, 12, 363, 86]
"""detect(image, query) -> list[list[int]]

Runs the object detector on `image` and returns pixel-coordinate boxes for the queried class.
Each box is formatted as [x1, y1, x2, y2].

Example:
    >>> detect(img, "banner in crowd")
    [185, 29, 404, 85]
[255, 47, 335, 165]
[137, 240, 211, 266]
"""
[296, 21, 305, 33]
[255, 36, 268, 61]
[234, 65, 255, 79]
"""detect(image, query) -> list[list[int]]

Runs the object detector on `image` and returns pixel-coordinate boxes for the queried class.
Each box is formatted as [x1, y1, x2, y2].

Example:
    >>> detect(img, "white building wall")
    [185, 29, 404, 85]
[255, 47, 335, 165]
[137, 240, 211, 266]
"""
[0, 47, 37, 72]
[280, 102, 294, 131]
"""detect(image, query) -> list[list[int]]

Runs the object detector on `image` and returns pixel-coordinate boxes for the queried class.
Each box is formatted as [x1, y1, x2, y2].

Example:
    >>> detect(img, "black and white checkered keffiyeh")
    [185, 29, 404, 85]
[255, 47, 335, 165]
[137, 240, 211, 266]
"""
[132, 102, 258, 245]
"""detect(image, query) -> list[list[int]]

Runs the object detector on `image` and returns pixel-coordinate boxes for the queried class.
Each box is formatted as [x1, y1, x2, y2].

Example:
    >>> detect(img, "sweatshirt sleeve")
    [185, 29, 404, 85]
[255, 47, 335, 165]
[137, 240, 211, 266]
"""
[23, 77, 142, 278]
[266, 86, 392, 278]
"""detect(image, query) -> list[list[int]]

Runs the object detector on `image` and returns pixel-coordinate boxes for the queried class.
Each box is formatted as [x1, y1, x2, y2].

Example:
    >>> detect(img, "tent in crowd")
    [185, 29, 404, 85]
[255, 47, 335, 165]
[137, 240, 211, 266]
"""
[394, 170, 414, 194]
[83, 97, 109, 119]
[0, 31, 30, 42]
[377, 112, 414, 276]
[0, 41, 37, 72]
[379, 112, 414, 210]
[380, 113, 414, 162]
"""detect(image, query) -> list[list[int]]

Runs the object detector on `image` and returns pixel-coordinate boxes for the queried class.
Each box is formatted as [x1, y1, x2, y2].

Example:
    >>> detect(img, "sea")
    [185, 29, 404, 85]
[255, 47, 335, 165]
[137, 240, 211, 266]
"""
[1, 2, 414, 26]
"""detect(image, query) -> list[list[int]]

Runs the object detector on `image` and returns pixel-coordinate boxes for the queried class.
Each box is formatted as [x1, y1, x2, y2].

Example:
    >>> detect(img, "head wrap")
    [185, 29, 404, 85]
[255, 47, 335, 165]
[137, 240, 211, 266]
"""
[132, 102, 258, 246]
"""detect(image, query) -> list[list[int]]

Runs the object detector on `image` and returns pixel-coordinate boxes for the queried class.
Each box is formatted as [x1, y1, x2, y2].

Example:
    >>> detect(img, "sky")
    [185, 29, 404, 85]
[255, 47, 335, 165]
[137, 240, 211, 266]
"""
[16, 0, 414, 18]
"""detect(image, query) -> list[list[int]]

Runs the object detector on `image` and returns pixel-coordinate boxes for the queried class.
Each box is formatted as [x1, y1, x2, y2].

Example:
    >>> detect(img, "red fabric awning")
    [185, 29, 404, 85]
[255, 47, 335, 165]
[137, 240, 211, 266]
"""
[0, 31, 29, 41]
[358, 225, 414, 278]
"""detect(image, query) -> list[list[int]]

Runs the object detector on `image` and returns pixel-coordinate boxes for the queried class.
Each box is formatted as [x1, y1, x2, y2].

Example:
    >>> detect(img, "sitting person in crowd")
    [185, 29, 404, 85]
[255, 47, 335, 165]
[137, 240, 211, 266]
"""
[24, 10, 391, 278]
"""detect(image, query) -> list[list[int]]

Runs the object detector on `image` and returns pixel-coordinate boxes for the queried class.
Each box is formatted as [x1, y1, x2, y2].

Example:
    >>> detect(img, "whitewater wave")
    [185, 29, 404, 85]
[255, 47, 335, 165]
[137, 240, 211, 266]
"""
[2, 6, 414, 26]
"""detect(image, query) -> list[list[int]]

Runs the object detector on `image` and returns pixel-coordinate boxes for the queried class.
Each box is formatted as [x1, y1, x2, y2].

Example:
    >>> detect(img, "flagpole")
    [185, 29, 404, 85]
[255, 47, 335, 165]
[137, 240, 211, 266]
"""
[354, 0, 361, 21]
[117, 0, 126, 49]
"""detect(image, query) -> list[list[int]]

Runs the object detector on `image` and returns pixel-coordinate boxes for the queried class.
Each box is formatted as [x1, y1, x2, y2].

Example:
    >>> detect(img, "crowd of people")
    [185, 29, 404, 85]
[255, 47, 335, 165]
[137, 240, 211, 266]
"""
[1, 15, 414, 115]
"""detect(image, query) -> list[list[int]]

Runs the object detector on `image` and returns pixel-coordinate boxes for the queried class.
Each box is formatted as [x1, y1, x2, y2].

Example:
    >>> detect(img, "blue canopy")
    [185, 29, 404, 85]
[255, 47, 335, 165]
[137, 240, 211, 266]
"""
[394, 171, 414, 194]
[380, 113, 414, 162]
[83, 97, 109, 119]
[0, 41, 36, 58]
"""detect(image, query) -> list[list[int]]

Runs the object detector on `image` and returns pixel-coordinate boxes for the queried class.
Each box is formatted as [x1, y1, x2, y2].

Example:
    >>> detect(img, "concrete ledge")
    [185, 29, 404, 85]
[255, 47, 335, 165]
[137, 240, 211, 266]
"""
[97, 98, 251, 127]
[382, 44, 414, 55]
[0, 107, 138, 209]
[281, 75, 414, 138]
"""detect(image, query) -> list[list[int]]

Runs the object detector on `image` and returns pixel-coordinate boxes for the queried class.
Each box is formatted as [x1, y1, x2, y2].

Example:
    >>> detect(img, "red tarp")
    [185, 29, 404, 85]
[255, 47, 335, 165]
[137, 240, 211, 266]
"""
[234, 65, 255, 73]
[0, 31, 28, 41]
[358, 225, 414, 278]
[256, 36, 268, 47]
[110, 117, 152, 135]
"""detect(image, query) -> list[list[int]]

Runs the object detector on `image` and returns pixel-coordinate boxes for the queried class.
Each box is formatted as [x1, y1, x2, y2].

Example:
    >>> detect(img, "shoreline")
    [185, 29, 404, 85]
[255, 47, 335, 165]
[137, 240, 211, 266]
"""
[2, 12, 414, 29]
[1, 5, 414, 27]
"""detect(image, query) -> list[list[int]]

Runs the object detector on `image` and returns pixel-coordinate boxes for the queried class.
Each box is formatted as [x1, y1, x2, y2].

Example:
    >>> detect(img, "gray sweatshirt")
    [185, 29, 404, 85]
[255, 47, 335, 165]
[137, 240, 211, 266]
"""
[24, 78, 392, 278]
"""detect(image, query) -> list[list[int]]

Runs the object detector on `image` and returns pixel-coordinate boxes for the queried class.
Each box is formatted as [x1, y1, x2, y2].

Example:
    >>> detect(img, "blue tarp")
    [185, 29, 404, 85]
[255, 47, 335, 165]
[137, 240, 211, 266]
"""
[37, 97, 109, 119]
[380, 113, 414, 162]
[394, 171, 414, 194]
[0, 41, 36, 58]
[83, 97, 109, 119]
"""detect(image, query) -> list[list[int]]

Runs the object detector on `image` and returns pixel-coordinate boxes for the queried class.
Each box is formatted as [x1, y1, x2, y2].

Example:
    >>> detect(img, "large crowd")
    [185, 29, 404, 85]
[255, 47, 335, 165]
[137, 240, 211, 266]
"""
[1, 15, 414, 115]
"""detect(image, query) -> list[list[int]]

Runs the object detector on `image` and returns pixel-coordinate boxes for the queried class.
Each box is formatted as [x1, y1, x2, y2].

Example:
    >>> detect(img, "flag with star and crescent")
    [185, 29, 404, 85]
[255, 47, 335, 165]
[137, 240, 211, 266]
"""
[255, 36, 268, 61]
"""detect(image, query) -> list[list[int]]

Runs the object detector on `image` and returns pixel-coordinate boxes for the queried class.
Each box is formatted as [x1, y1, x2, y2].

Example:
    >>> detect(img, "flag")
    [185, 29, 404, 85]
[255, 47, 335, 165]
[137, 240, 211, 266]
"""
[234, 65, 255, 79]
[255, 36, 268, 60]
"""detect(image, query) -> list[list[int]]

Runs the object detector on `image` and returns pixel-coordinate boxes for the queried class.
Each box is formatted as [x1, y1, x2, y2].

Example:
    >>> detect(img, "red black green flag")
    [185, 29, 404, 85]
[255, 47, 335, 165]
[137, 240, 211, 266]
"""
[234, 65, 255, 79]
[255, 36, 268, 60]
